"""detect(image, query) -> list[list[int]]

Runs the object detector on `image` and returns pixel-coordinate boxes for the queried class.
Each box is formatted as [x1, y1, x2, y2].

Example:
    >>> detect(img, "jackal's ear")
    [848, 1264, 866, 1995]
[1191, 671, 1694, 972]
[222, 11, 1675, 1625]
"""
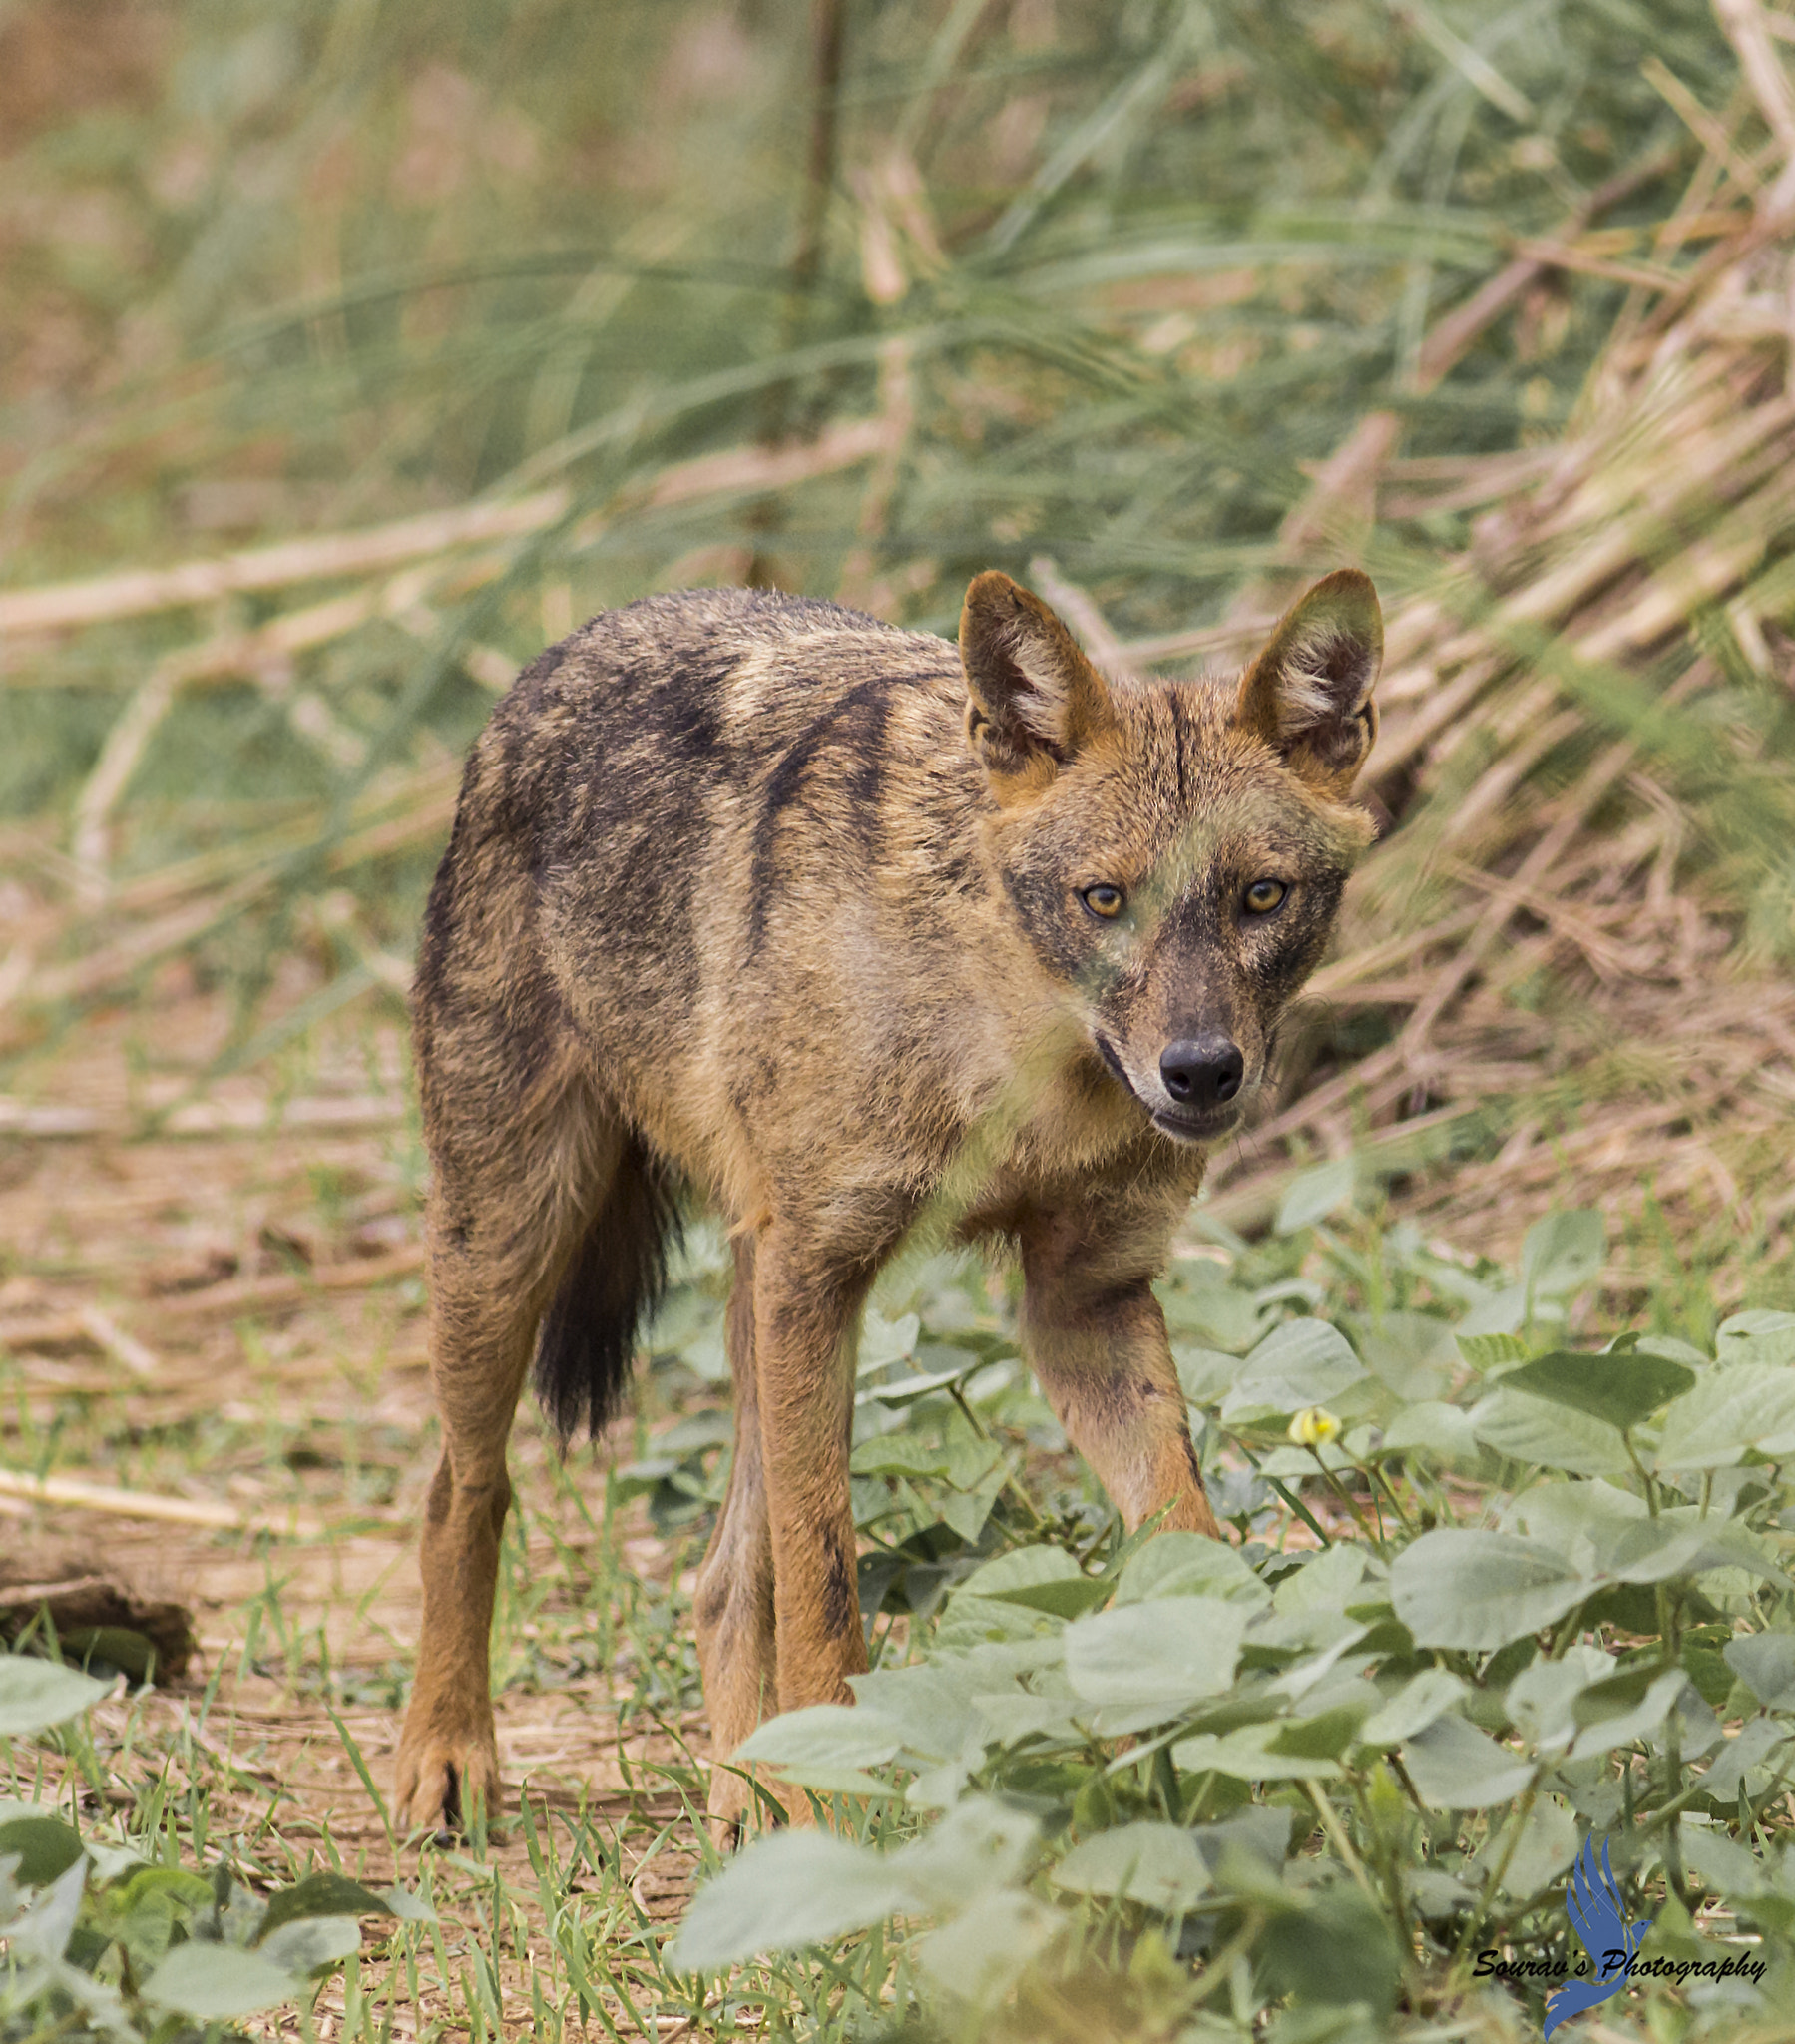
[960, 571, 1118, 787]
[1235, 569, 1383, 788]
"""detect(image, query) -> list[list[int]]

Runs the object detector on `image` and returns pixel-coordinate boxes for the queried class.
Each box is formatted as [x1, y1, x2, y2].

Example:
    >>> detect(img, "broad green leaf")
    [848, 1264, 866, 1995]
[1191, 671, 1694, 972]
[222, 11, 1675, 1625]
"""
[1724, 1632, 1795, 1710]
[1523, 1210, 1605, 1296]
[912, 1888, 1058, 2005]
[1569, 1667, 1690, 1760]
[1496, 1349, 1695, 1432]
[958, 1547, 1082, 1597]
[0, 1657, 109, 1737]
[1219, 1318, 1366, 1421]
[669, 1832, 918, 1971]
[1380, 1401, 1481, 1463]
[258, 1915, 362, 1975]
[1507, 1647, 1614, 1751]
[142, 1943, 303, 2020]
[1159, 1278, 1264, 1355]
[1260, 1880, 1402, 2015]
[1457, 1332, 1527, 1370]
[5, 1857, 86, 1963]
[1051, 1821, 1210, 1911]
[1655, 1364, 1795, 1469]
[849, 1663, 980, 1762]
[1359, 1669, 1467, 1749]
[1602, 1518, 1784, 1588]
[896, 1796, 1041, 1910]
[1173, 1345, 1239, 1406]
[1401, 1716, 1533, 1808]
[1715, 1311, 1795, 1366]
[1171, 1721, 1340, 1781]
[983, 1576, 1110, 1619]
[1470, 1386, 1628, 1474]
[734, 1704, 907, 1777]
[1389, 1530, 1589, 1653]
[1063, 1597, 1247, 1712]
[1115, 1531, 1270, 1608]
[850, 1436, 954, 1478]
[1703, 1719, 1792, 1802]
[858, 1308, 921, 1372]
[258, 1871, 405, 1940]
[1476, 1794, 1577, 1899]
[1275, 1157, 1355, 1234]
[1273, 1542, 1373, 1615]
[0, 1816, 84, 1886]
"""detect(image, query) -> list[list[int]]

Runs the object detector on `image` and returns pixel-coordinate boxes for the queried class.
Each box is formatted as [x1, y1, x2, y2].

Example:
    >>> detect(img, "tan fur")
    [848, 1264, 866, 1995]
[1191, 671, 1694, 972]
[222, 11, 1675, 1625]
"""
[393, 569, 1382, 1838]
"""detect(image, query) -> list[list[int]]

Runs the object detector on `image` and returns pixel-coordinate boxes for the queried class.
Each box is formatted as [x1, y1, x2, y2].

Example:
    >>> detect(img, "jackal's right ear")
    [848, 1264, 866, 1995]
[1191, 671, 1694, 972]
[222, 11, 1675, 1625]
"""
[960, 571, 1118, 789]
[1234, 569, 1383, 790]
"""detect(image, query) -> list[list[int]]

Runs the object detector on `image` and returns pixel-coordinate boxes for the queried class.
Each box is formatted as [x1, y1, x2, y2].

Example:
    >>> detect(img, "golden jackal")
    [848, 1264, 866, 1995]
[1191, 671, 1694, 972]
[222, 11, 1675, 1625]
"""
[394, 567, 1382, 1836]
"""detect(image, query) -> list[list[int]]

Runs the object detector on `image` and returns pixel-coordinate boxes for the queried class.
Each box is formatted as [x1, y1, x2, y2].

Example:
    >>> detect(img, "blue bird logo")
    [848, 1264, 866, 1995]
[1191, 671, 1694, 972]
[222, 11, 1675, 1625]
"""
[1543, 1835, 1652, 2037]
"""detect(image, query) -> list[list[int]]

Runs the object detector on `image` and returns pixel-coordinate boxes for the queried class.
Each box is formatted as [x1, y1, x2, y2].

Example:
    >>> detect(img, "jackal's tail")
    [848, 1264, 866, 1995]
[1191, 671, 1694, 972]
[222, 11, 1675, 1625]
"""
[532, 1132, 682, 1442]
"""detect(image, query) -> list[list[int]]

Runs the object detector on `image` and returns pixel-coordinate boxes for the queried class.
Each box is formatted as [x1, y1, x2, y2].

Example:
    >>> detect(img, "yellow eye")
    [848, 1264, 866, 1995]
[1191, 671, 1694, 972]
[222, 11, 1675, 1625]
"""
[1082, 883, 1125, 919]
[1244, 879, 1287, 914]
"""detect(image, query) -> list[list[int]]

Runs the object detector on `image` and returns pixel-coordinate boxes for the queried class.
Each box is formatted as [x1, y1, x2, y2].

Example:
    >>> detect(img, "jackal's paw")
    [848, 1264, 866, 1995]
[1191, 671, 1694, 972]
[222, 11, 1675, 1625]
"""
[393, 1727, 501, 1843]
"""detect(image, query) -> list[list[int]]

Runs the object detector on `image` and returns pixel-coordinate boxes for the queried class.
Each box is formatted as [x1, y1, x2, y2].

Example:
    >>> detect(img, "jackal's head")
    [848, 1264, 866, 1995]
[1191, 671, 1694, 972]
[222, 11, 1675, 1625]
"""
[961, 569, 1382, 1146]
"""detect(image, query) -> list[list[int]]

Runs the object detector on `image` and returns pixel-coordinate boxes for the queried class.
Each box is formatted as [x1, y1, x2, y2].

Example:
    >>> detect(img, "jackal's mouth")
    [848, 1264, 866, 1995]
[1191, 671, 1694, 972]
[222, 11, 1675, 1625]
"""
[1149, 1105, 1242, 1146]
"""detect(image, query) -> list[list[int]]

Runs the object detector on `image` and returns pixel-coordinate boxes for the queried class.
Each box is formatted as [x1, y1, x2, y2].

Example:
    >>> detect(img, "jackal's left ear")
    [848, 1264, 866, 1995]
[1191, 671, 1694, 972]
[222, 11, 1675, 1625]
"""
[960, 571, 1118, 787]
[1235, 569, 1383, 788]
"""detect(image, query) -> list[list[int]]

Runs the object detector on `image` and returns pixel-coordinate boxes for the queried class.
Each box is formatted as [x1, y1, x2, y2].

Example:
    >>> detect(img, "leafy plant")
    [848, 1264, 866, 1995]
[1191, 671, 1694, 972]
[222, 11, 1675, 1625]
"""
[660, 1207, 1795, 2039]
[0, 1655, 429, 2044]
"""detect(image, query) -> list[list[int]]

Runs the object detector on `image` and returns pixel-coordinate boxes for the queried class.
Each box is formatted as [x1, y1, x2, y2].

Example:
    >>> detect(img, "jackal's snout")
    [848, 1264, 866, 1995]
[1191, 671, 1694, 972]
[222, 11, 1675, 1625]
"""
[1158, 1034, 1243, 1111]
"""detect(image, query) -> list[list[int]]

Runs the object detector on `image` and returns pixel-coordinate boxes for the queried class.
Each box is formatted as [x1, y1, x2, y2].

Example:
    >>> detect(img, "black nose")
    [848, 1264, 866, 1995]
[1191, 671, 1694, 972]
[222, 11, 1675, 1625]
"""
[1159, 1036, 1244, 1109]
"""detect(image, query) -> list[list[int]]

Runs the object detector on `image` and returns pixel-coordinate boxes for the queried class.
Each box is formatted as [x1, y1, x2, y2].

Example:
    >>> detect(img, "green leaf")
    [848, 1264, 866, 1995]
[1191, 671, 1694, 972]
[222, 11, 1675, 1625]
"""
[1401, 1716, 1534, 1807]
[850, 1436, 954, 1478]
[734, 1704, 906, 1779]
[1380, 1400, 1481, 1463]
[985, 1576, 1111, 1619]
[1523, 1210, 1605, 1296]
[0, 1815, 85, 1886]
[1219, 1317, 1366, 1422]
[1158, 1280, 1264, 1355]
[1172, 1345, 1239, 1406]
[1715, 1311, 1795, 1366]
[1475, 1794, 1577, 1899]
[1655, 1364, 1795, 1469]
[669, 1832, 918, 1972]
[1171, 1721, 1341, 1781]
[1275, 1157, 1356, 1234]
[959, 1546, 1083, 1598]
[912, 1888, 1058, 2006]
[1724, 1632, 1795, 1710]
[1470, 1386, 1629, 1474]
[1389, 1530, 1589, 1653]
[258, 1915, 362, 1975]
[1358, 1669, 1467, 1749]
[1457, 1331, 1527, 1369]
[0, 1656, 109, 1737]
[258, 1871, 406, 1941]
[1063, 1597, 1247, 1714]
[141, 1942, 303, 2020]
[1497, 1349, 1696, 1432]
[1260, 1880, 1402, 2015]
[1051, 1821, 1210, 1911]
[1569, 1667, 1690, 1760]
[1114, 1531, 1270, 1609]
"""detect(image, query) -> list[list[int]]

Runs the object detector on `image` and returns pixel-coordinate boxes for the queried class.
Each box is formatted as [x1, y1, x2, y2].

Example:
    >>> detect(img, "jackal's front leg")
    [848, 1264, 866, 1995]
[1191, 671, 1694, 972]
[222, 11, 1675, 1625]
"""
[753, 1230, 868, 1742]
[1020, 1209, 1221, 1541]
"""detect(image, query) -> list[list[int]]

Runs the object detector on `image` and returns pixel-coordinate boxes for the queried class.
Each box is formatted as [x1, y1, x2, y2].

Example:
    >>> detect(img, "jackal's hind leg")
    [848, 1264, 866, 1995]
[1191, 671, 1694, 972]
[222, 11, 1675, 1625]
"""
[394, 1085, 620, 1840]
[1019, 1210, 1221, 1542]
[693, 1234, 778, 1841]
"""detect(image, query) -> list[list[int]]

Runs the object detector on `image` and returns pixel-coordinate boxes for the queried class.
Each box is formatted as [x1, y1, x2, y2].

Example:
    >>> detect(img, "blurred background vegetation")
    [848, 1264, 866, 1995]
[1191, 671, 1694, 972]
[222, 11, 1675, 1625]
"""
[3, 0, 1793, 1309]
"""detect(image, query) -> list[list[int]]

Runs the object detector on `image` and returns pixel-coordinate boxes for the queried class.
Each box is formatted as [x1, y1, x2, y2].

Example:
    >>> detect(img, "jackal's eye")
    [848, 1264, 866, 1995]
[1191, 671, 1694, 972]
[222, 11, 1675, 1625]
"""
[1243, 878, 1287, 915]
[1081, 883, 1126, 919]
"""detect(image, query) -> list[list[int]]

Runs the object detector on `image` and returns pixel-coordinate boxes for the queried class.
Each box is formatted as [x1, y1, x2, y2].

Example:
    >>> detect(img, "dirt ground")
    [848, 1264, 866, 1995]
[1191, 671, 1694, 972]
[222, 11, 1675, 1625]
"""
[1, 972, 724, 2039]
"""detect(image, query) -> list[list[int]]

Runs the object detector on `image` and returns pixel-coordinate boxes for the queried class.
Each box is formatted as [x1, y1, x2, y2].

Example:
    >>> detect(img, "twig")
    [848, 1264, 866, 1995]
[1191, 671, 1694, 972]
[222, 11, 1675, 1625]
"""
[0, 1468, 322, 1537]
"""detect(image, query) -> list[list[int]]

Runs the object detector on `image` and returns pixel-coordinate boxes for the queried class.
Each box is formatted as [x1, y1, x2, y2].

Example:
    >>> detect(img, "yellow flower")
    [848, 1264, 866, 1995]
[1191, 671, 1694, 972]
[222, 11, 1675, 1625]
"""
[1289, 1406, 1341, 1447]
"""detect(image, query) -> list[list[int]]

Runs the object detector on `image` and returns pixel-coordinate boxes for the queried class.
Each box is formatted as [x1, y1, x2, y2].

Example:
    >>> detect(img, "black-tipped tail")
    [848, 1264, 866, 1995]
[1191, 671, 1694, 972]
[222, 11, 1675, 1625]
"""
[533, 1133, 681, 1442]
